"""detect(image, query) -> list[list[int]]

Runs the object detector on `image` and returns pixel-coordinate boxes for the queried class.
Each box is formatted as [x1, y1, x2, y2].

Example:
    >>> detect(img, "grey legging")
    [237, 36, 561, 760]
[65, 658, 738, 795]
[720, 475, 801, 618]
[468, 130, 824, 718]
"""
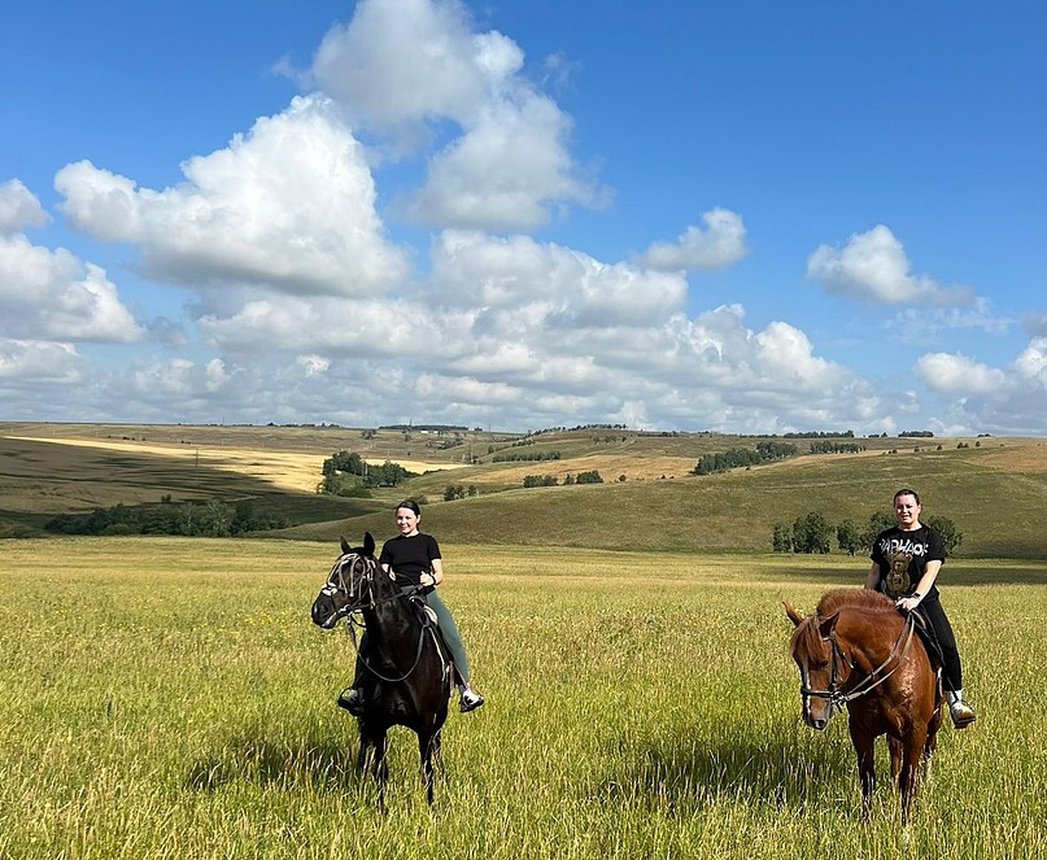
[354, 589, 471, 686]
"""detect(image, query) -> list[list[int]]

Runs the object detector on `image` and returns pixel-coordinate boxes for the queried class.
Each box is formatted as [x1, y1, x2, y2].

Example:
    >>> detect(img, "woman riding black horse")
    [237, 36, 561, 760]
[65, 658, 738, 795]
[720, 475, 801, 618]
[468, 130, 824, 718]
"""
[311, 529, 453, 806]
[339, 500, 485, 715]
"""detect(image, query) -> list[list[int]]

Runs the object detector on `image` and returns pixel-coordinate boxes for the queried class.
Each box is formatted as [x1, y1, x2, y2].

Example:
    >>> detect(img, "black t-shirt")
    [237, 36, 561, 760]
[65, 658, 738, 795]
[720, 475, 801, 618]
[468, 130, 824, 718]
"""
[379, 532, 441, 589]
[870, 524, 945, 600]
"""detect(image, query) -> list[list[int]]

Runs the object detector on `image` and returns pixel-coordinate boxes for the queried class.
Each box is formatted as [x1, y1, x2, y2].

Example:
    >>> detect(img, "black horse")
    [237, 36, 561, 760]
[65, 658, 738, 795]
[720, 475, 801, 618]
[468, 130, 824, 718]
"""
[311, 533, 452, 807]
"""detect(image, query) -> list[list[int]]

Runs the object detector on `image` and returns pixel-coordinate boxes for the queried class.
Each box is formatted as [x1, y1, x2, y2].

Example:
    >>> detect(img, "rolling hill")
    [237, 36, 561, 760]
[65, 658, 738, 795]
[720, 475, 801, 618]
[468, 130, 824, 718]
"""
[2, 422, 1044, 558]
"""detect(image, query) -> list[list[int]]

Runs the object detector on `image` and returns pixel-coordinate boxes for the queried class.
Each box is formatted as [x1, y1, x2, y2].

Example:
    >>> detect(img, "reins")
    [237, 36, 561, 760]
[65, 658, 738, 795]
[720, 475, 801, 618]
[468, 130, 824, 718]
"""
[800, 611, 917, 716]
[325, 552, 448, 685]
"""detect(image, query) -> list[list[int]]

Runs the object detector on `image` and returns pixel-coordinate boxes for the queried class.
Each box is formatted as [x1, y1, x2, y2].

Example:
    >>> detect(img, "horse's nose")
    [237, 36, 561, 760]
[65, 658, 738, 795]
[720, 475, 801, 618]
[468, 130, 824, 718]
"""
[311, 596, 332, 626]
[809, 717, 828, 731]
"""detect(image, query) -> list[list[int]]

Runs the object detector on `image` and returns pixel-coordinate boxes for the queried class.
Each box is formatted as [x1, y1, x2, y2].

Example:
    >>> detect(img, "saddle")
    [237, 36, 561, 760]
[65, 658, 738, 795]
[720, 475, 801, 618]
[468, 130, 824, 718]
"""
[904, 607, 945, 672]
[402, 591, 460, 685]
[402, 589, 439, 627]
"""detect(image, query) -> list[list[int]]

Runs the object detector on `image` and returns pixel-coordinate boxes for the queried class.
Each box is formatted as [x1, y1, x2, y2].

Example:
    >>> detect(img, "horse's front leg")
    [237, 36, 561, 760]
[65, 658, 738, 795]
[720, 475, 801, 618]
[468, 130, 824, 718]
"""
[888, 736, 903, 785]
[849, 719, 876, 819]
[372, 729, 389, 813]
[358, 720, 389, 811]
[418, 729, 437, 806]
[431, 728, 444, 777]
[899, 727, 928, 825]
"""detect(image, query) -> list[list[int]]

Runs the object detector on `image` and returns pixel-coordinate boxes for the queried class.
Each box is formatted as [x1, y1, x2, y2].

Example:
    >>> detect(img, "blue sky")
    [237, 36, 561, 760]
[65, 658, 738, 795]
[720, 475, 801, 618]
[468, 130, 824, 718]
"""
[2, 0, 1045, 434]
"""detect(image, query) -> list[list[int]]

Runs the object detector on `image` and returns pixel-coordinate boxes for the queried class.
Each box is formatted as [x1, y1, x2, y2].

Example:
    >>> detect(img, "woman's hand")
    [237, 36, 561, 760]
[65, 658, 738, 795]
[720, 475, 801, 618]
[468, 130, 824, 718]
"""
[419, 571, 434, 587]
[896, 594, 922, 612]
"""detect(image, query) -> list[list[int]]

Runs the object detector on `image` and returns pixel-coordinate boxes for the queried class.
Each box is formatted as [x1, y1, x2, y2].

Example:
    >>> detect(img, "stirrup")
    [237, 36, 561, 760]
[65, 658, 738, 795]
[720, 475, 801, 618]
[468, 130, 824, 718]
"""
[950, 701, 976, 729]
[459, 690, 484, 713]
[337, 688, 365, 716]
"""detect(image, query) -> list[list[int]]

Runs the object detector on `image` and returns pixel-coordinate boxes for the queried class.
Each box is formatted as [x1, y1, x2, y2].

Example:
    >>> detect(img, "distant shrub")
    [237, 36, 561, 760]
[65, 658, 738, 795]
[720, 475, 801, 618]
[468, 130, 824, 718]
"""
[791, 511, 832, 554]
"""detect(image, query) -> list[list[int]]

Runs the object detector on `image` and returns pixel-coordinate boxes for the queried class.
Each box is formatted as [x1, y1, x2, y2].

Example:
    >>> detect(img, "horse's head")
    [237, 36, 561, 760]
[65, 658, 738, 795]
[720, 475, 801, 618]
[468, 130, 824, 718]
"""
[785, 602, 847, 730]
[311, 533, 378, 629]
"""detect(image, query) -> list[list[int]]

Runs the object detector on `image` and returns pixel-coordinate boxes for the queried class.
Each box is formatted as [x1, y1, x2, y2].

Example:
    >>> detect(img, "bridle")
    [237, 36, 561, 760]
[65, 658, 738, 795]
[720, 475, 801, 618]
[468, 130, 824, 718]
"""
[318, 551, 445, 684]
[314, 551, 378, 626]
[799, 612, 917, 720]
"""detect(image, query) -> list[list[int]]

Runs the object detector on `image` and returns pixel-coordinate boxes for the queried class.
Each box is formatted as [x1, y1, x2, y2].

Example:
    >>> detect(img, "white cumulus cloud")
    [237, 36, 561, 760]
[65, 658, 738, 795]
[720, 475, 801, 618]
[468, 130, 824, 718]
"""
[807, 225, 973, 306]
[312, 0, 603, 231]
[0, 339, 83, 382]
[916, 352, 1007, 394]
[0, 179, 50, 233]
[639, 208, 749, 272]
[56, 95, 409, 296]
[0, 234, 142, 342]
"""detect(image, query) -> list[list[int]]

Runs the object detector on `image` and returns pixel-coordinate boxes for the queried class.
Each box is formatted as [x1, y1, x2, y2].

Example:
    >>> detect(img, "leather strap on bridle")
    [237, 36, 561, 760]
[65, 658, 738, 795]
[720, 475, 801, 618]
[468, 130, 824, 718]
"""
[801, 613, 917, 715]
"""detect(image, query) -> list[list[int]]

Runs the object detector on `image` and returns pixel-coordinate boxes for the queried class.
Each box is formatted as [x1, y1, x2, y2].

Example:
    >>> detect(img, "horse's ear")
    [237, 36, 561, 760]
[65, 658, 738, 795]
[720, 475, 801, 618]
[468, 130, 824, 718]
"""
[784, 602, 804, 627]
[363, 532, 375, 556]
[340, 536, 351, 555]
[818, 612, 840, 638]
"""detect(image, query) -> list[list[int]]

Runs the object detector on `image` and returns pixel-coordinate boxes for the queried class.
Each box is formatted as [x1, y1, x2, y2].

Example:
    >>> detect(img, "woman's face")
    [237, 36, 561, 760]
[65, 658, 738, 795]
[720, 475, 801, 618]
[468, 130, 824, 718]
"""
[893, 494, 921, 530]
[395, 507, 420, 535]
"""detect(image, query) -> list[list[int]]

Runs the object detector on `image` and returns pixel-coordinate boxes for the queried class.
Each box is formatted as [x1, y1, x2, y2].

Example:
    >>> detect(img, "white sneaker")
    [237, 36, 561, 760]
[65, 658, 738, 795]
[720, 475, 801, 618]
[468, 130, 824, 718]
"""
[949, 700, 976, 728]
[459, 689, 485, 713]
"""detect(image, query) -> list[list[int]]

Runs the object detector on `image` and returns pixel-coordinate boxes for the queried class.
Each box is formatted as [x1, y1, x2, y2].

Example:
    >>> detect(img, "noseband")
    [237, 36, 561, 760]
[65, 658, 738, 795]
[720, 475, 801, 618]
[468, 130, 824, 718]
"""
[799, 613, 917, 719]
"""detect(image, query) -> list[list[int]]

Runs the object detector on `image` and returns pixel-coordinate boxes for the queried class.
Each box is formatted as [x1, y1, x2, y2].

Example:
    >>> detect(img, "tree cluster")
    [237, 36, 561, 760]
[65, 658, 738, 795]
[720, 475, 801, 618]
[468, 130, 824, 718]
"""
[773, 509, 964, 555]
[45, 499, 287, 537]
[521, 470, 604, 488]
[783, 430, 855, 438]
[692, 441, 799, 475]
[443, 484, 478, 500]
[492, 451, 562, 462]
[809, 441, 864, 454]
[319, 450, 415, 495]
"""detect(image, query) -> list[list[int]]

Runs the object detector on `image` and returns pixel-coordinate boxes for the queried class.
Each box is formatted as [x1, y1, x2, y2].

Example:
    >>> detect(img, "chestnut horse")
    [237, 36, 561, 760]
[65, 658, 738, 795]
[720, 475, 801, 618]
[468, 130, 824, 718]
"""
[311, 534, 453, 808]
[785, 588, 943, 821]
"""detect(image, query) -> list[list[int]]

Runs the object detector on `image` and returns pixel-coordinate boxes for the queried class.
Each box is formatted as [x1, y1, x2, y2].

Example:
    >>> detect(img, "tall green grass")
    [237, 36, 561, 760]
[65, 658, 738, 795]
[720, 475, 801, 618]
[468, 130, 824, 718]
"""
[0, 537, 1044, 859]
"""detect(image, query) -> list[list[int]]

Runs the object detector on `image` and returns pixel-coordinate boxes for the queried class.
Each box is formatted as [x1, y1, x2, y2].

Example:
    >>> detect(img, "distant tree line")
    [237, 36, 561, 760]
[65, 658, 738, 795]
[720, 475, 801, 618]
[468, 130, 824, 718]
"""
[692, 441, 799, 475]
[45, 498, 287, 537]
[492, 451, 562, 463]
[773, 510, 963, 555]
[527, 424, 628, 436]
[522, 470, 603, 488]
[320, 450, 414, 495]
[809, 441, 865, 454]
[783, 430, 856, 438]
[379, 424, 469, 432]
[443, 484, 478, 500]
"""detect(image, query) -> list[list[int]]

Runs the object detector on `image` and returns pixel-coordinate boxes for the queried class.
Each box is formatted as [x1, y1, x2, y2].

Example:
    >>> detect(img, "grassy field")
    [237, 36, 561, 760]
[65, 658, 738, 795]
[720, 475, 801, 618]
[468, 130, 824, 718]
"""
[1, 537, 1044, 859]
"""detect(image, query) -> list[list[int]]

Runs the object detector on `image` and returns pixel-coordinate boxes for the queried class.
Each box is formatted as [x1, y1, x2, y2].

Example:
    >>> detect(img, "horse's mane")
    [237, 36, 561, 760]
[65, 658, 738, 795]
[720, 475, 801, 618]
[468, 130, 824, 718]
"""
[791, 589, 897, 660]
[816, 587, 894, 617]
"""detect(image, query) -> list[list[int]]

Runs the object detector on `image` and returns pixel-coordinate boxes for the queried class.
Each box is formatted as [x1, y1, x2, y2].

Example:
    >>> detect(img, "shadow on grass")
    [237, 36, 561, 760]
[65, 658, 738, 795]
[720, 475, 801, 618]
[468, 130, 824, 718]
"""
[185, 732, 365, 793]
[597, 723, 855, 815]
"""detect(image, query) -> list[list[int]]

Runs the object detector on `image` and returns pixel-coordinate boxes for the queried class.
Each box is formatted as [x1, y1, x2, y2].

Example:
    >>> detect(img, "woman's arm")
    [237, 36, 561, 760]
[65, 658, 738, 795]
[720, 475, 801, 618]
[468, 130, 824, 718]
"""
[864, 562, 880, 591]
[421, 557, 444, 587]
[896, 559, 942, 610]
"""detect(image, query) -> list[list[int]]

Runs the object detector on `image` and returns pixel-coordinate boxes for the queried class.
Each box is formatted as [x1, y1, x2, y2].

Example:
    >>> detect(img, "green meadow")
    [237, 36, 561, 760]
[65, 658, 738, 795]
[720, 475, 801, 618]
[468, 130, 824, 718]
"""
[2, 537, 1045, 859]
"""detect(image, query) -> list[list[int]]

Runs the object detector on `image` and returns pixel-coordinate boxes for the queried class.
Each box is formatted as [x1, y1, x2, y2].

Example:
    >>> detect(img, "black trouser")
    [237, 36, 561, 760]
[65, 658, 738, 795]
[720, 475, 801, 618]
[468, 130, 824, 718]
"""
[915, 596, 963, 692]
